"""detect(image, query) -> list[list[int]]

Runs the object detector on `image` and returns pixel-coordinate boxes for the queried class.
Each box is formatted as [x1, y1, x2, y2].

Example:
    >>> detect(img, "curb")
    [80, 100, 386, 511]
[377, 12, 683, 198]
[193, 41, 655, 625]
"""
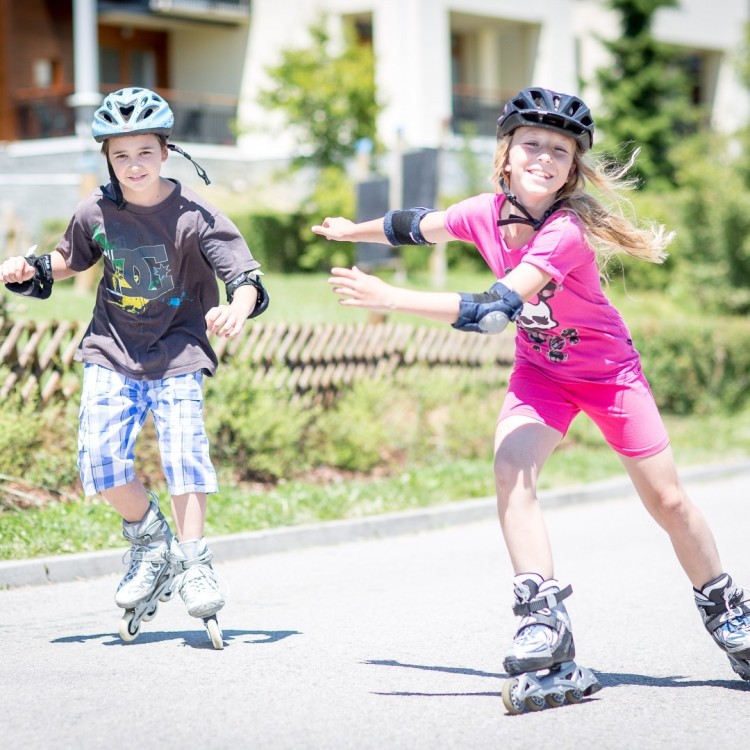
[2, 460, 749, 590]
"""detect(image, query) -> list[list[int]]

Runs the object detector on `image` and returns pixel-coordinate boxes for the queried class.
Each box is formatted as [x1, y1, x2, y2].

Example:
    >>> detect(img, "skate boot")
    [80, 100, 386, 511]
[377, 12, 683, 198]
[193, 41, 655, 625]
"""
[501, 574, 601, 714]
[694, 573, 750, 681]
[170, 537, 225, 649]
[115, 495, 176, 643]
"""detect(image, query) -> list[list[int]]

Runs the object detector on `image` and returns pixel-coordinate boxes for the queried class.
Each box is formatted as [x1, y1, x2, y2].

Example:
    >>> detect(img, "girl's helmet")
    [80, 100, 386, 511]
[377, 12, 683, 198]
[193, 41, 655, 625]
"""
[497, 87, 594, 151]
[92, 87, 174, 142]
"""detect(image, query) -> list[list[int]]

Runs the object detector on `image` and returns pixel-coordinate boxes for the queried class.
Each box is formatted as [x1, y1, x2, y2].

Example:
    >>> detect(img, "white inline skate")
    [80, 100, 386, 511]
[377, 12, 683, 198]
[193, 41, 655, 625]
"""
[170, 537, 226, 650]
[501, 574, 601, 714]
[115, 496, 176, 643]
[694, 573, 750, 681]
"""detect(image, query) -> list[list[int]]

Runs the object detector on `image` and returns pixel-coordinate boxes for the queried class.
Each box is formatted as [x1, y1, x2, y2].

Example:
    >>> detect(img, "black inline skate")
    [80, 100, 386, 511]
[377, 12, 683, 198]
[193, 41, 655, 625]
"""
[501, 574, 601, 714]
[694, 572, 750, 681]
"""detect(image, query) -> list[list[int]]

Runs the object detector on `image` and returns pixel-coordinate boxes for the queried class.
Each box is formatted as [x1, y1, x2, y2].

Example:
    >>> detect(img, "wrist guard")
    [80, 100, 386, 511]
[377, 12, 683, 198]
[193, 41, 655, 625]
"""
[452, 280, 523, 334]
[383, 207, 435, 246]
[4, 254, 54, 300]
[225, 271, 269, 319]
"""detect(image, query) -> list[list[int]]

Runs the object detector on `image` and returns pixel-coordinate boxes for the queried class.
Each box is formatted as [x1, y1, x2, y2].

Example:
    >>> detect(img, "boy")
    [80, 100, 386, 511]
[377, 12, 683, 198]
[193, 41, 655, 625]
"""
[0, 87, 268, 648]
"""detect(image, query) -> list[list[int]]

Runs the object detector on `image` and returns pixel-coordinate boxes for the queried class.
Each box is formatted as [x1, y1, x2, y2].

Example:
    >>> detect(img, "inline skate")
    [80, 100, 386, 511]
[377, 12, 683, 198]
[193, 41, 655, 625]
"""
[116, 496, 176, 642]
[170, 537, 226, 650]
[501, 574, 601, 714]
[694, 572, 750, 681]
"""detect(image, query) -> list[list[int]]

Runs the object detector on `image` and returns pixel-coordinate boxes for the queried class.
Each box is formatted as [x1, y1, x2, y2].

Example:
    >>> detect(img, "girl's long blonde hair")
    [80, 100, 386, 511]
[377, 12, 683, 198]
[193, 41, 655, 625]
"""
[491, 135, 672, 266]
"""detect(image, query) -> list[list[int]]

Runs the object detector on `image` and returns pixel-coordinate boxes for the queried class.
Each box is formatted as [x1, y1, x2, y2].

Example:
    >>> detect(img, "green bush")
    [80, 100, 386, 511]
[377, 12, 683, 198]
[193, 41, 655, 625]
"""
[204, 370, 320, 482]
[0, 391, 79, 492]
[632, 318, 750, 415]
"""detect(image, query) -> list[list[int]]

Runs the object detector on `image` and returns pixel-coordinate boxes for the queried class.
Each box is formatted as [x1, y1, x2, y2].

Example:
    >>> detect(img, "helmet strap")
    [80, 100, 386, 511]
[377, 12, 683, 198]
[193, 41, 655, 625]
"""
[105, 158, 128, 210]
[168, 144, 211, 185]
[496, 179, 564, 232]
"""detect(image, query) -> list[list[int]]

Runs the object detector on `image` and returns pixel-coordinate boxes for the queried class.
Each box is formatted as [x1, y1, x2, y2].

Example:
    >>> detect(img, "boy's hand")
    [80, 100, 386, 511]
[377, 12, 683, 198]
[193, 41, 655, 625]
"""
[205, 305, 247, 338]
[328, 266, 396, 311]
[0, 256, 35, 285]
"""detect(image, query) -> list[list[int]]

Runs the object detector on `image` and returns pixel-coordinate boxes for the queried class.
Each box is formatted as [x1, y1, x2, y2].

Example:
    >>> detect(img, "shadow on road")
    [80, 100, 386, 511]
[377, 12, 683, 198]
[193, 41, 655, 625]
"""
[364, 659, 750, 696]
[51, 629, 301, 649]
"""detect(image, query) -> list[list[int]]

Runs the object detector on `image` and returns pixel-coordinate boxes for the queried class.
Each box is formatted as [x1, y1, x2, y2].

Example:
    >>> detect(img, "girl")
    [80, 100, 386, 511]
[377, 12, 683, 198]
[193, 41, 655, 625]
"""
[312, 87, 750, 690]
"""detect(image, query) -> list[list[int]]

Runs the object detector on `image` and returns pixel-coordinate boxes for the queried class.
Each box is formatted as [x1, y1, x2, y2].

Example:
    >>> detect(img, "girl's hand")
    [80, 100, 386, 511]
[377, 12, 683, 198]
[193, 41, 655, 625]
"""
[311, 217, 357, 242]
[205, 305, 247, 338]
[328, 266, 396, 311]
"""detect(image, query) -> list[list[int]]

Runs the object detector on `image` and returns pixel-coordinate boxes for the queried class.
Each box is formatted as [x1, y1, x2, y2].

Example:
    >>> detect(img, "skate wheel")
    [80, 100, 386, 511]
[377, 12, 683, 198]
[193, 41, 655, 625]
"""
[501, 678, 525, 715]
[524, 694, 546, 712]
[142, 603, 158, 622]
[565, 688, 583, 704]
[205, 616, 224, 650]
[159, 588, 174, 603]
[118, 610, 140, 642]
[545, 691, 566, 708]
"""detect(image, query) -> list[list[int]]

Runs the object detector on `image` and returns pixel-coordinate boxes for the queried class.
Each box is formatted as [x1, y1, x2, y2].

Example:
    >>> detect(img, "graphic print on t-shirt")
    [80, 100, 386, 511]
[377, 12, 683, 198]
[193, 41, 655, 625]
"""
[515, 279, 579, 364]
[92, 224, 182, 314]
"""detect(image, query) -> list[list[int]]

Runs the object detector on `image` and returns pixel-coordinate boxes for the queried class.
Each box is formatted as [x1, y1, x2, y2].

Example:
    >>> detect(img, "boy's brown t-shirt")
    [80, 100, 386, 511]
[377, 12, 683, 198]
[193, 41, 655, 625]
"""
[56, 180, 261, 380]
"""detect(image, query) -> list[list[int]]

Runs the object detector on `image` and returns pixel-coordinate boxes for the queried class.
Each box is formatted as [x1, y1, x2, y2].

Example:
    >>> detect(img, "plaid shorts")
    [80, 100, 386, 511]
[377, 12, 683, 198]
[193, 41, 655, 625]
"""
[78, 363, 218, 497]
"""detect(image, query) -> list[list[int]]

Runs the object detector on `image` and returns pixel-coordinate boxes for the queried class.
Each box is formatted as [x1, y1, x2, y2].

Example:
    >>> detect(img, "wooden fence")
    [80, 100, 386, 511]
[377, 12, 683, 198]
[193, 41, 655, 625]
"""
[0, 316, 515, 404]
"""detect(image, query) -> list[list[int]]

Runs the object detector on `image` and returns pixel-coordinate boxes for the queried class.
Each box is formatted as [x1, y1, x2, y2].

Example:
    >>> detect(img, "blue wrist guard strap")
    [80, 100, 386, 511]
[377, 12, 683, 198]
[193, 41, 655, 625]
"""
[452, 280, 523, 334]
[225, 271, 270, 319]
[4, 254, 54, 300]
[383, 207, 435, 246]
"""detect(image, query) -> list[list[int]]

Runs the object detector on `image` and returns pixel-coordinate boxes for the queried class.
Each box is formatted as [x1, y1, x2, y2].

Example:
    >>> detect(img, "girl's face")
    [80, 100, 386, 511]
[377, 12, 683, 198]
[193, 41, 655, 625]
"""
[505, 126, 576, 202]
[107, 133, 168, 204]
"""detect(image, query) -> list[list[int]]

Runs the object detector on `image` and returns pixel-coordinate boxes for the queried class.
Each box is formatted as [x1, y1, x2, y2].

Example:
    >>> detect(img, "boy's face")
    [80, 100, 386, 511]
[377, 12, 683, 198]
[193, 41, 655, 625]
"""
[107, 133, 168, 202]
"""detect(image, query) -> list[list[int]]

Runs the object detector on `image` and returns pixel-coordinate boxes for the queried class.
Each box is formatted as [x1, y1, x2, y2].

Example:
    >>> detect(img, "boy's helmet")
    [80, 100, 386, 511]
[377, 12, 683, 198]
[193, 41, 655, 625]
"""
[497, 87, 594, 151]
[92, 87, 174, 142]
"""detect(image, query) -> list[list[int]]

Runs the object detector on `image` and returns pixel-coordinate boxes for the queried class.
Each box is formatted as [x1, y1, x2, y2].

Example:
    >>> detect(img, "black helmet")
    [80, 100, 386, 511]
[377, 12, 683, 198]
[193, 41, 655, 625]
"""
[497, 87, 594, 151]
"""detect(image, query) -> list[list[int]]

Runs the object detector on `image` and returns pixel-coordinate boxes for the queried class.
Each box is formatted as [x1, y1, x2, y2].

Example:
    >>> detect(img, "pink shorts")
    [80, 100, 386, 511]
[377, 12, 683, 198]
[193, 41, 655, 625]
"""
[499, 364, 670, 458]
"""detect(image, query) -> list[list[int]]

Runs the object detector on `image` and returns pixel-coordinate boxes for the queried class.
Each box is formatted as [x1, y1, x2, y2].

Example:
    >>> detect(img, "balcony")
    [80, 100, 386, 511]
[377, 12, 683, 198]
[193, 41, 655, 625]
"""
[13, 87, 238, 146]
[98, 0, 250, 24]
[452, 85, 512, 138]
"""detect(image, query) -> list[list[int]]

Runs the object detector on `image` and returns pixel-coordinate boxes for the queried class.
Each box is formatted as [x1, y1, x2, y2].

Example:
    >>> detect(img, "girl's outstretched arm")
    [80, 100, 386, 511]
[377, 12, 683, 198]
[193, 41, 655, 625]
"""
[312, 210, 453, 245]
[329, 266, 460, 323]
[329, 262, 554, 334]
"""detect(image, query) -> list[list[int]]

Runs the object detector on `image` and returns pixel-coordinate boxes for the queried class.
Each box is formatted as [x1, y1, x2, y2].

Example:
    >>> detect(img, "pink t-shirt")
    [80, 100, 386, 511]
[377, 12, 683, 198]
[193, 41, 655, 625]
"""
[445, 192, 641, 383]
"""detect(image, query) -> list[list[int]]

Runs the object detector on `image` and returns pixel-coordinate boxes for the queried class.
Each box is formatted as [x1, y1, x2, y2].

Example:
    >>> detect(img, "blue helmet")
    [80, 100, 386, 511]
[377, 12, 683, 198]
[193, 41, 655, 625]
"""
[92, 87, 174, 143]
[497, 87, 594, 151]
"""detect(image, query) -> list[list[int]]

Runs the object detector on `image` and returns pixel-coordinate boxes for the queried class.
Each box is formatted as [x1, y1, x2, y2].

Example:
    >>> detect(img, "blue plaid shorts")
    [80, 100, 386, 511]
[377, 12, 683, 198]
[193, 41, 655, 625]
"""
[78, 363, 218, 497]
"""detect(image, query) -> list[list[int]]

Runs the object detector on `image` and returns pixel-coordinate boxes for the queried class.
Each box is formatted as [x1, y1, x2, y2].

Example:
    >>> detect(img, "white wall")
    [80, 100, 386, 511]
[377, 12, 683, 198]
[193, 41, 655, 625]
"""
[573, 0, 750, 133]
[232, 0, 750, 158]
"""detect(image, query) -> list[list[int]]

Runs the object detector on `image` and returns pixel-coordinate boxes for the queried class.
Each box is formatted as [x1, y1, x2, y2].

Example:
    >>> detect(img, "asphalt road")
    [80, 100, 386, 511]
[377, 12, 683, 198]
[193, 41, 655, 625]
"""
[1, 468, 749, 749]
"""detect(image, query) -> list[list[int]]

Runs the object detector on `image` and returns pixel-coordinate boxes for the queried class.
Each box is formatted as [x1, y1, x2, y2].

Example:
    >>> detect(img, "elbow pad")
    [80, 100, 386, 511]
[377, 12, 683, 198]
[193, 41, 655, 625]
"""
[4, 254, 54, 300]
[226, 271, 269, 319]
[383, 207, 436, 246]
[452, 280, 523, 335]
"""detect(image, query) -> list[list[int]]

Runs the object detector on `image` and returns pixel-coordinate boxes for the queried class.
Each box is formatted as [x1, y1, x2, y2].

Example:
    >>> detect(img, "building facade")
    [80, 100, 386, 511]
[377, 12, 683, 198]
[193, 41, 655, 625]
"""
[0, 0, 748, 236]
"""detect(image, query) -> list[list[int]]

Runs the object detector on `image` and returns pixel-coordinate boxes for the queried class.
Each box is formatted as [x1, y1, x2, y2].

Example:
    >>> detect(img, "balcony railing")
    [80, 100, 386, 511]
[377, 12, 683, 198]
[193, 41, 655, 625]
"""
[13, 88, 238, 146]
[452, 85, 512, 138]
[98, 0, 250, 22]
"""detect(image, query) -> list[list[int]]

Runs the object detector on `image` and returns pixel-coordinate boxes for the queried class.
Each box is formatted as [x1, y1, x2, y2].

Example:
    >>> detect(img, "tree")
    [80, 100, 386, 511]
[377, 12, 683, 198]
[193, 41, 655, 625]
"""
[593, 0, 698, 188]
[258, 17, 381, 171]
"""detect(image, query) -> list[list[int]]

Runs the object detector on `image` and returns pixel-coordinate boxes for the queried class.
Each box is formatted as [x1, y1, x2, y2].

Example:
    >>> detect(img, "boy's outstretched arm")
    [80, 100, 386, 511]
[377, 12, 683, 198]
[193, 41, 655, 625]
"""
[1, 248, 76, 299]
